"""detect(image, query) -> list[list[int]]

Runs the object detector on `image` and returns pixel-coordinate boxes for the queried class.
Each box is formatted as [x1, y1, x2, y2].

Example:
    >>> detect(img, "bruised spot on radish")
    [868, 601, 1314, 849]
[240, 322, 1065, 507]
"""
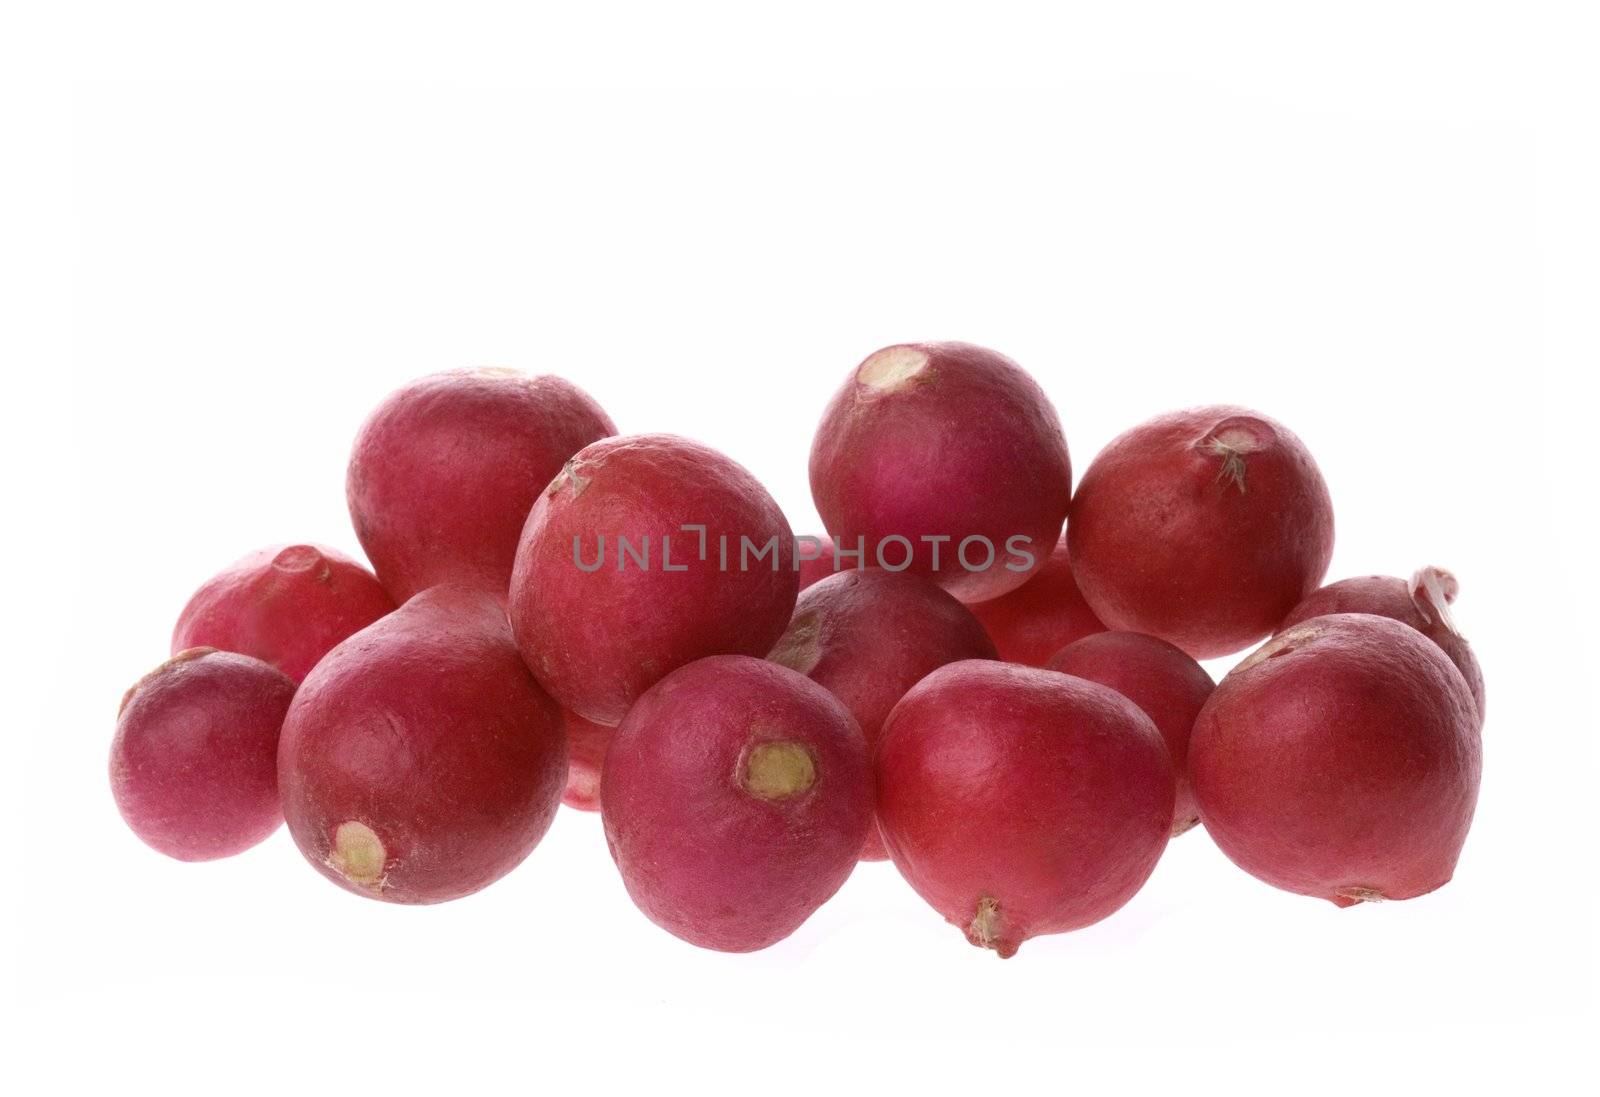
[741, 740, 817, 800]
[1233, 623, 1328, 675]
[856, 345, 929, 391]
[768, 610, 823, 675]
[330, 821, 386, 886]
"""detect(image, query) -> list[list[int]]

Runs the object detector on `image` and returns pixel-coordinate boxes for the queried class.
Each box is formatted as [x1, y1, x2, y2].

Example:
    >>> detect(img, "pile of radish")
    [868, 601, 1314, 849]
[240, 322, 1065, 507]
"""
[109, 343, 1485, 958]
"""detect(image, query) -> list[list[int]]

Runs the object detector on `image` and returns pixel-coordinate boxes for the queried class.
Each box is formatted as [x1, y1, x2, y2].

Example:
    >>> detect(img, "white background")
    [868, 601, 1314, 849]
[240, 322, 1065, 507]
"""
[5, 3, 1597, 1093]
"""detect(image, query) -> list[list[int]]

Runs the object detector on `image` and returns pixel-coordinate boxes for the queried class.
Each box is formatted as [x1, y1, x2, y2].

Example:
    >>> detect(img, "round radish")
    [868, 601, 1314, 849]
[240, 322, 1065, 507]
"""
[509, 433, 798, 725]
[347, 368, 615, 602]
[876, 660, 1174, 957]
[1189, 613, 1482, 906]
[796, 534, 838, 590]
[1067, 405, 1334, 658]
[1046, 631, 1214, 836]
[809, 342, 1072, 603]
[969, 535, 1106, 666]
[171, 543, 394, 683]
[278, 585, 566, 904]
[768, 569, 997, 860]
[1279, 566, 1485, 721]
[561, 708, 613, 812]
[602, 655, 871, 952]
[110, 648, 296, 861]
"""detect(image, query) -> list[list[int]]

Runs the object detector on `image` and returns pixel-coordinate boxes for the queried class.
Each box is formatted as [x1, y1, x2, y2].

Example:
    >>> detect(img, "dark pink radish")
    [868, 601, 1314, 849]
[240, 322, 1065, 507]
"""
[110, 649, 296, 861]
[768, 569, 997, 860]
[278, 586, 566, 904]
[509, 433, 798, 725]
[347, 368, 615, 602]
[1046, 631, 1214, 836]
[1189, 613, 1481, 906]
[1067, 405, 1334, 659]
[809, 342, 1072, 603]
[1279, 566, 1485, 721]
[171, 543, 395, 683]
[970, 536, 1106, 666]
[561, 708, 613, 812]
[876, 660, 1174, 957]
[796, 534, 838, 590]
[602, 655, 871, 952]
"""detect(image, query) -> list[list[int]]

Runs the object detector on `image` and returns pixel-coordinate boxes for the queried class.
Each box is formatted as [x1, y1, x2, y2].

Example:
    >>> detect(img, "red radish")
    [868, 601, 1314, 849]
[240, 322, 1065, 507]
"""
[347, 368, 615, 602]
[970, 536, 1106, 666]
[768, 569, 997, 860]
[278, 585, 566, 904]
[561, 708, 613, 812]
[1067, 405, 1334, 659]
[1279, 566, 1485, 721]
[602, 655, 871, 952]
[171, 543, 395, 683]
[1046, 631, 1214, 836]
[509, 433, 798, 725]
[876, 660, 1174, 957]
[809, 342, 1072, 603]
[1189, 613, 1481, 906]
[110, 648, 296, 861]
[796, 534, 838, 590]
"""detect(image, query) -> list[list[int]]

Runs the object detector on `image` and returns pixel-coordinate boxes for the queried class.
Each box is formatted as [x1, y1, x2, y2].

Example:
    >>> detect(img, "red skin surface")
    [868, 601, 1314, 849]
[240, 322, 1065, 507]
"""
[1046, 631, 1214, 836]
[347, 369, 616, 602]
[278, 586, 566, 904]
[809, 342, 1072, 603]
[1189, 613, 1482, 906]
[509, 433, 799, 725]
[1067, 405, 1335, 659]
[1279, 566, 1486, 722]
[171, 543, 395, 683]
[876, 661, 1175, 958]
[969, 536, 1106, 666]
[602, 656, 871, 953]
[768, 569, 997, 860]
[561, 708, 613, 812]
[795, 534, 838, 590]
[110, 649, 296, 861]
